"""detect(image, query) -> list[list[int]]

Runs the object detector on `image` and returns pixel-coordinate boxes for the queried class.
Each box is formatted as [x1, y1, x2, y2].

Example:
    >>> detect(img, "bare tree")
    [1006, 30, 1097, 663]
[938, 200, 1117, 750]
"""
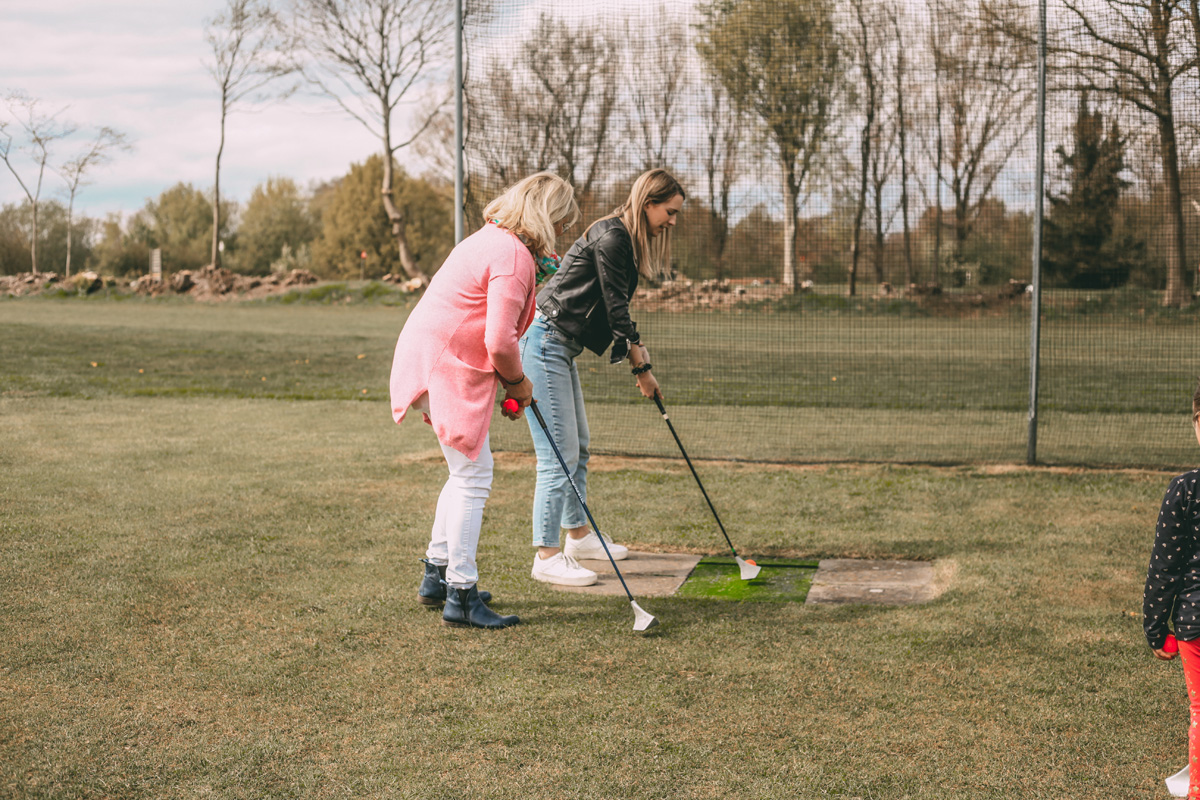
[468, 14, 620, 215]
[468, 65, 547, 193]
[0, 92, 75, 275]
[411, 102, 453, 184]
[56, 127, 130, 278]
[847, 0, 883, 296]
[292, 0, 452, 283]
[1043, 0, 1196, 305]
[987, 0, 1198, 303]
[692, 74, 745, 281]
[205, 0, 293, 270]
[932, 0, 1037, 267]
[626, 16, 690, 172]
[888, 2, 915, 289]
[698, 0, 841, 292]
[521, 16, 620, 199]
[926, 0, 946, 284]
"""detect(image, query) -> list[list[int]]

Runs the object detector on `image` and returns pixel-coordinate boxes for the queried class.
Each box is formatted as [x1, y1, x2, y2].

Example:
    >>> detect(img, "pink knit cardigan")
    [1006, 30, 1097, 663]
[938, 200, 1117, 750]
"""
[389, 224, 536, 460]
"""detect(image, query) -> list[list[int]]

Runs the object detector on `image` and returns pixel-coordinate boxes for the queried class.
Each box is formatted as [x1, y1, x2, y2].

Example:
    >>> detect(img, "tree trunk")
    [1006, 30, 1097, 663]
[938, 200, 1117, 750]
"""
[212, 109, 225, 269]
[1154, 1, 1188, 306]
[851, 122, 870, 297]
[872, 157, 885, 285]
[954, 189, 970, 265]
[710, 163, 733, 281]
[380, 102, 423, 284]
[933, 53, 944, 285]
[895, 17, 913, 290]
[951, 101, 969, 264]
[710, 207, 728, 281]
[65, 190, 75, 279]
[706, 151, 723, 280]
[855, 2, 880, 288]
[30, 201, 38, 276]
[380, 150, 422, 283]
[781, 165, 798, 293]
[1158, 108, 1189, 306]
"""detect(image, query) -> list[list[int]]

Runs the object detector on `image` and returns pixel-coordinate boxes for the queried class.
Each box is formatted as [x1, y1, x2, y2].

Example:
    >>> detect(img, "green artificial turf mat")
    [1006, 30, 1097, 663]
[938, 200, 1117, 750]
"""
[675, 558, 819, 602]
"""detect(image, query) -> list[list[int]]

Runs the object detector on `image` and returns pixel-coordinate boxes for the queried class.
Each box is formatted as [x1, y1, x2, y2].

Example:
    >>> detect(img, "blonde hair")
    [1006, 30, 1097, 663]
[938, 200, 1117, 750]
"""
[587, 168, 685, 279]
[483, 172, 580, 259]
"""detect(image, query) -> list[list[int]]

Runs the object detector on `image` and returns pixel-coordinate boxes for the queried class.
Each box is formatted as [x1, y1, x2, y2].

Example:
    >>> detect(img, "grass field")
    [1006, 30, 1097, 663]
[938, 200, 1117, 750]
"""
[2, 297, 1194, 466]
[0, 298, 1195, 798]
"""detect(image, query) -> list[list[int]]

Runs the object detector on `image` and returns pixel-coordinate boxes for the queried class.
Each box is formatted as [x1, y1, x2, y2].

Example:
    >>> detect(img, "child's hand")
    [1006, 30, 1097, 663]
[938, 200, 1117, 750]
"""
[1155, 634, 1179, 660]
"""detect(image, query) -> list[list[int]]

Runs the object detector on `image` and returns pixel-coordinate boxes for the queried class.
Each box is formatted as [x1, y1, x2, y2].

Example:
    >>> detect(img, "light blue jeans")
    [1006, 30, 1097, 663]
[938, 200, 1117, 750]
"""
[520, 316, 590, 548]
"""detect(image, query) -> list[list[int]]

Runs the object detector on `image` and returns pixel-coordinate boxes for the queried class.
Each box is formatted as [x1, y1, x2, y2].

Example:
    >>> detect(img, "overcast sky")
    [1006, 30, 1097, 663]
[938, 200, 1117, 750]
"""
[0, 0, 400, 220]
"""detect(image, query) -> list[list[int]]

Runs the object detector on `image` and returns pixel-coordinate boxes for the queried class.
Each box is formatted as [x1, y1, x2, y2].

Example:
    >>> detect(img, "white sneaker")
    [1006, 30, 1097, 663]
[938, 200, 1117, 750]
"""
[531, 552, 598, 586]
[564, 530, 629, 561]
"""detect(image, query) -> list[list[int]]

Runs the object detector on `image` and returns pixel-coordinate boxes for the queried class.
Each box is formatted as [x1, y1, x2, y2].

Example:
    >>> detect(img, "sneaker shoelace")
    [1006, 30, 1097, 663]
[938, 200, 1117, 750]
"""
[562, 554, 586, 572]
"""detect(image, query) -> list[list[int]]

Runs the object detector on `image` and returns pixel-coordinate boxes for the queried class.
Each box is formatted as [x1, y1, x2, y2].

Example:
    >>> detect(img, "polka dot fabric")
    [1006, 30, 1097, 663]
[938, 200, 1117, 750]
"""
[1144, 469, 1200, 650]
[1145, 469, 1200, 799]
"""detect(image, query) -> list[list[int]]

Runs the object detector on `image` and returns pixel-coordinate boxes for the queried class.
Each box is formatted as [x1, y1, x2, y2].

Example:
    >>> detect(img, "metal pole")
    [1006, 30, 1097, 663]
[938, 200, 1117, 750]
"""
[1027, 0, 1047, 465]
[453, 0, 465, 244]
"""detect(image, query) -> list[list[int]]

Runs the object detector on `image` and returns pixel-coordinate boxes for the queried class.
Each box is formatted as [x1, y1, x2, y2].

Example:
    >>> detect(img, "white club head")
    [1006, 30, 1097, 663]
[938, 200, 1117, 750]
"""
[737, 556, 762, 581]
[631, 601, 659, 632]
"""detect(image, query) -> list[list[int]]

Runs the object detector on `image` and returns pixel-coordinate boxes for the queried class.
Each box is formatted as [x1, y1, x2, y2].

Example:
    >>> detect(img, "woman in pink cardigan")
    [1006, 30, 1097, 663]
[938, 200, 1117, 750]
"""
[390, 173, 579, 630]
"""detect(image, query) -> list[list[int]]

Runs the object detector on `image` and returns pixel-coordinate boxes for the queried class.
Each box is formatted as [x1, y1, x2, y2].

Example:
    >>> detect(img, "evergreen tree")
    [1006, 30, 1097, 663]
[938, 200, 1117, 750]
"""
[1042, 93, 1144, 289]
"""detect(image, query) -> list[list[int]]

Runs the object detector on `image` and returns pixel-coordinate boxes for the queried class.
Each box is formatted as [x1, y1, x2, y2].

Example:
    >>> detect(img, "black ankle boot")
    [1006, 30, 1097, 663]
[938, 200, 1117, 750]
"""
[417, 559, 491, 606]
[442, 585, 519, 629]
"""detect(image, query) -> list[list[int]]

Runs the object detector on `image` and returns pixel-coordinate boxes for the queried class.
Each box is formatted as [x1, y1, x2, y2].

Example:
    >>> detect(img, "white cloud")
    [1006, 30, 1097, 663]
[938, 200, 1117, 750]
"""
[0, 0, 428, 218]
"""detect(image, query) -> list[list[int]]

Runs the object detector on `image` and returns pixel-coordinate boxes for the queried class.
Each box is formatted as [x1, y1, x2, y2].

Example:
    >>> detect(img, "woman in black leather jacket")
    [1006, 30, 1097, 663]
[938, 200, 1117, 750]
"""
[519, 169, 685, 587]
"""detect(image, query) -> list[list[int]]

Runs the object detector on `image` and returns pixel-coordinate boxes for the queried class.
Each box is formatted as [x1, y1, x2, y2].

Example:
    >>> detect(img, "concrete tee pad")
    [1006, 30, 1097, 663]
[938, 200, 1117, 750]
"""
[804, 559, 938, 606]
[549, 553, 943, 606]
[548, 551, 702, 597]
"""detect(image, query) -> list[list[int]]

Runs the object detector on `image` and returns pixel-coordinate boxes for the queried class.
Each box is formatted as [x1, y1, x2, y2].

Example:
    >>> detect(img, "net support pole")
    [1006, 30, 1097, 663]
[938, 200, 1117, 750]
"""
[453, 0, 465, 245]
[1027, 0, 1047, 465]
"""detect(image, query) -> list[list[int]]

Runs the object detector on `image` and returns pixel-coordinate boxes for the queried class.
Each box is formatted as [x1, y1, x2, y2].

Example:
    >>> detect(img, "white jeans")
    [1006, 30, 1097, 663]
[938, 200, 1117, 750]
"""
[416, 395, 494, 589]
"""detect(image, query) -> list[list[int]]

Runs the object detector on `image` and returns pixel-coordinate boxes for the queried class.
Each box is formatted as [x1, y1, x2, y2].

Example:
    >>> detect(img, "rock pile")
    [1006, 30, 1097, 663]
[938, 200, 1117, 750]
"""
[0, 271, 63, 296]
[636, 279, 788, 311]
[130, 265, 320, 300]
[0, 266, 323, 300]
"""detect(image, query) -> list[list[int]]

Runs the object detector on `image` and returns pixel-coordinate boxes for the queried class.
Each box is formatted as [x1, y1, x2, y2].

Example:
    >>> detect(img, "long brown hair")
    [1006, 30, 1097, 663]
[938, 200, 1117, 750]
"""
[587, 169, 685, 279]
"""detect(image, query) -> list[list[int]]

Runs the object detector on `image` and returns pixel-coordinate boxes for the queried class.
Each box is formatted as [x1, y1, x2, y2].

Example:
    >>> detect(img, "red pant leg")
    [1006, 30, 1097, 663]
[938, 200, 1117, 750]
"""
[1178, 637, 1200, 799]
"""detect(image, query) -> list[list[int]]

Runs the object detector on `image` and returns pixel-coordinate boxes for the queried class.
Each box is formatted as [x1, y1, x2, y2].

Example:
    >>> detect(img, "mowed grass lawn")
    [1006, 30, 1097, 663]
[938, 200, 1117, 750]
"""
[0, 298, 1191, 798]
[3, 297, 1195, 466]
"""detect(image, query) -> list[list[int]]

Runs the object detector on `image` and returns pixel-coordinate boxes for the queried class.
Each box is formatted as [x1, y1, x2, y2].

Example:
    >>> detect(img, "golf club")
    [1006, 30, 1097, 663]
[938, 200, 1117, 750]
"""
[528, 399, 659, 632]
[651, 394, 761, 581]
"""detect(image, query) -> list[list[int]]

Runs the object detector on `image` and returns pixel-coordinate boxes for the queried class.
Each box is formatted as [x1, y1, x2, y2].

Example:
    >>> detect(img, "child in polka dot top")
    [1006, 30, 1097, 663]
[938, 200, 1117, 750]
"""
[1144, 380, 1200, 799]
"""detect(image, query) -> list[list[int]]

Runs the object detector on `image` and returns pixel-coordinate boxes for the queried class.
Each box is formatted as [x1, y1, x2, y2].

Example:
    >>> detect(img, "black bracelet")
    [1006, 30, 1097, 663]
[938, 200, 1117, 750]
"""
[498, 372, 525, 386]
[631, 363, 652, 376]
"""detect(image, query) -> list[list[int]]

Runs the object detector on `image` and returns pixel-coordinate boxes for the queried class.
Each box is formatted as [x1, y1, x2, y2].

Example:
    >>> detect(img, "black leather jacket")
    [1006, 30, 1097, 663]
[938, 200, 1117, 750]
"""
[536, 217, 641, 361]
